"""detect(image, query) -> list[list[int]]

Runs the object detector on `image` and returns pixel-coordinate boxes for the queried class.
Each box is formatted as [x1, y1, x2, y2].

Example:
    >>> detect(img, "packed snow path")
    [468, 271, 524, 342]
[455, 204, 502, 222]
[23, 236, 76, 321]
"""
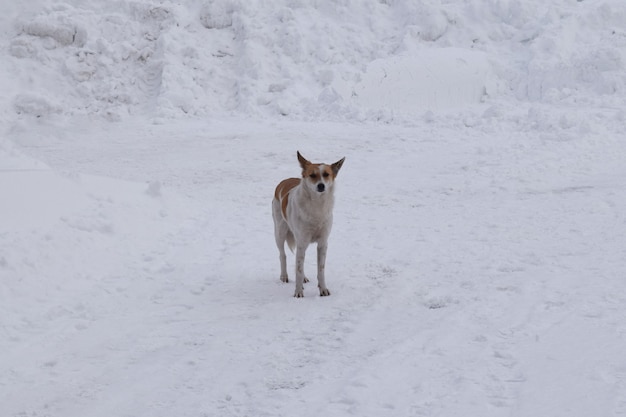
[3, 116, 626, 416]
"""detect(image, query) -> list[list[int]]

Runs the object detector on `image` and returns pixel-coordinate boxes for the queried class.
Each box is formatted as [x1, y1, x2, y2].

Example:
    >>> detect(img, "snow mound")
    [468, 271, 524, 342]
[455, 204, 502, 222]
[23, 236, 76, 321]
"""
[13, 93, 62, 117]
[21, 16, 87, 47]
[352, 49, 493, 115]
[2, 0, 626, 122]
[0, 142, 181, 235]
[199, 0, 236, 29]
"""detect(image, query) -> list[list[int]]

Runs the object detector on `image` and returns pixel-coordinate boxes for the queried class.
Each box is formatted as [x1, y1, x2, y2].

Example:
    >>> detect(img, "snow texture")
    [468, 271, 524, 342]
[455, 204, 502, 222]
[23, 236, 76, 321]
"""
[2, 1, 626, 416]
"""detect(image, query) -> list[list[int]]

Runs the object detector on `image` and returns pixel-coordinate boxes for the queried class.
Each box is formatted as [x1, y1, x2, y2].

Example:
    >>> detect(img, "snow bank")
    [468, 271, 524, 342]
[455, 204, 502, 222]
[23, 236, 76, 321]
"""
[0, 140, 195, 372]
[21, 16, 87, 47]
[3, 0, 625, 122]
[352, 49, 493, 114]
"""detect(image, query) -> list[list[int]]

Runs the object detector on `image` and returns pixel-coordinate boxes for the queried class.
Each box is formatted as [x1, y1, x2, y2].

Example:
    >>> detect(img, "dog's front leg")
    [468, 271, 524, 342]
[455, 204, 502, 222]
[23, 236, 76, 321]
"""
[294, 245, 307, 298]
[317, 243, 330, 296]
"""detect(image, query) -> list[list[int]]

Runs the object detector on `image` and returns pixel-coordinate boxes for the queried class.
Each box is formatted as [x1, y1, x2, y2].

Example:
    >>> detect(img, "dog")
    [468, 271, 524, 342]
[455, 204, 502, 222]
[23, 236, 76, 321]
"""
[272, 151, 345, 297]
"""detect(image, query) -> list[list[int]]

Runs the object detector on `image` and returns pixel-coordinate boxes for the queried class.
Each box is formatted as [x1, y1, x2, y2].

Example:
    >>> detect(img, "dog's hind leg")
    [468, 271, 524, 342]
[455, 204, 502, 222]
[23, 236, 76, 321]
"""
[283, 229, 309, 283]
[276, 237, 289, 283]
[272, 199, 290, 283]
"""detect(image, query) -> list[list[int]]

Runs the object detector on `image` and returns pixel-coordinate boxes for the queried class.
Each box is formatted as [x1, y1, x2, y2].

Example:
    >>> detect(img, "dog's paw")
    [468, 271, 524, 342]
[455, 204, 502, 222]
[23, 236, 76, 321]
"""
[319, 287, 331, 297]
[280, 275, 289, 283]
[294, 290, 304, 298]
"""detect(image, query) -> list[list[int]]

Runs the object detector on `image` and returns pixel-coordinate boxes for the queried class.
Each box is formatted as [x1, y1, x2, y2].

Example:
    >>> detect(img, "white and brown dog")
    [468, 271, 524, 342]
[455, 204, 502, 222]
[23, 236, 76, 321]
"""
[272, 151, 345, 297]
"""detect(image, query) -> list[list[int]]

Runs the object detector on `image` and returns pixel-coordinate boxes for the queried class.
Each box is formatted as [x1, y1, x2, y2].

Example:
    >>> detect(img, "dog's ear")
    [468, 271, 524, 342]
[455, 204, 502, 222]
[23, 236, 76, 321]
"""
[297, 151, 311, 169]
[332, 157, 345, 176]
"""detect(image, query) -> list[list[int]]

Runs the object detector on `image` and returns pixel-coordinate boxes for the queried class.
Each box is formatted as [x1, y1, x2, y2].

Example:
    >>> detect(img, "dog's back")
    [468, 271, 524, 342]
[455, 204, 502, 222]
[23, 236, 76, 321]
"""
[273, 178, 300, 252]
[274, 177, 300, 222]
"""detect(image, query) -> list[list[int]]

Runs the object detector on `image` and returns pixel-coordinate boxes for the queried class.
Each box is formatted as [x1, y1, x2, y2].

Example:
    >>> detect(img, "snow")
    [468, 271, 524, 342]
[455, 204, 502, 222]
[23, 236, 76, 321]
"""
[352, 49, 494, 113]
[2, 0, 626, 416]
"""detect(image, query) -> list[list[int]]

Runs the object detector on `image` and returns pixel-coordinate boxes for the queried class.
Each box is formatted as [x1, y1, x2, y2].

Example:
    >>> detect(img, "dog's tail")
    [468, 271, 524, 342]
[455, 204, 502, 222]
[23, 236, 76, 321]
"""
[286, 230, 295, 253]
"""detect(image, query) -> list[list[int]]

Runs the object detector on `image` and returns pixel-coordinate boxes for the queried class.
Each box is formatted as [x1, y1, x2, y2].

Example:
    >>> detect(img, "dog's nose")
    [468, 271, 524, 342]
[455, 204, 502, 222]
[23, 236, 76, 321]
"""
[317, 183, 325, 192]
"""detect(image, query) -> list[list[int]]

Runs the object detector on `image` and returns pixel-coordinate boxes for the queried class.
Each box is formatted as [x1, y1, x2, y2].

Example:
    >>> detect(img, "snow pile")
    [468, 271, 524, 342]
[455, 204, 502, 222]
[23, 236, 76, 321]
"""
[352, 49, 493, 114]
[3, 0, 625, 121]
[0, 139, 195, 337]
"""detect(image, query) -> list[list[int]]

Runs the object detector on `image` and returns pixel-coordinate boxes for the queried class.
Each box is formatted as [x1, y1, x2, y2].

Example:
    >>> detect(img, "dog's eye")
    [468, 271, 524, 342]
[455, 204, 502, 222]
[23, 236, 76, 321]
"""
[323, 172, 330, 178]
[310, 173, 317, 179]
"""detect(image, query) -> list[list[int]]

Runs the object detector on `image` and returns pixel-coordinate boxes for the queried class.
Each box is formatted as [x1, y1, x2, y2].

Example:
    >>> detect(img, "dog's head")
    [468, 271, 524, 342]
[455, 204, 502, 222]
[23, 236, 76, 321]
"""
[297, 151, 345, 194]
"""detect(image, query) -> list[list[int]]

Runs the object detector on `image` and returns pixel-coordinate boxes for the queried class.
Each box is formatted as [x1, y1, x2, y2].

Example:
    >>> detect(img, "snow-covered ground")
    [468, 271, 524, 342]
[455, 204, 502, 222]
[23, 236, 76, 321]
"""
[2, 1, 626, 416]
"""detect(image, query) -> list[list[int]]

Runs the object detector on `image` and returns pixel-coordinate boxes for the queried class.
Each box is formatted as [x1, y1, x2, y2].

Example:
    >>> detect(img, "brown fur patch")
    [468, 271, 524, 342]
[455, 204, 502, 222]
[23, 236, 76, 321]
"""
[302, 164, 335, 185]
[275, 177, 301, 219]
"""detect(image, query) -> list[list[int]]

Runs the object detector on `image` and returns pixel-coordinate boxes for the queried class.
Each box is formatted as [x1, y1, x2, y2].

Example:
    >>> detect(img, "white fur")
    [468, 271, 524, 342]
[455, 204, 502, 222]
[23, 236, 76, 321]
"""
[272, 153, 345, 297]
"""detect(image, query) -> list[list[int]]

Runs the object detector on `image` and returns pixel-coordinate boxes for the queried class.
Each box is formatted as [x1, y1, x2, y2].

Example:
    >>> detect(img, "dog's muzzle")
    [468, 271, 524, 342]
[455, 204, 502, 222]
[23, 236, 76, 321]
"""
[317, 183, 325, 192]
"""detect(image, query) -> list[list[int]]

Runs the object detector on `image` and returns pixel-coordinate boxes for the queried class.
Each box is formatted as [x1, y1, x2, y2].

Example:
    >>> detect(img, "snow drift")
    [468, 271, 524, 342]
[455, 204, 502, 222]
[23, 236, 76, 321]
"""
[2, 0, 625, 122]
